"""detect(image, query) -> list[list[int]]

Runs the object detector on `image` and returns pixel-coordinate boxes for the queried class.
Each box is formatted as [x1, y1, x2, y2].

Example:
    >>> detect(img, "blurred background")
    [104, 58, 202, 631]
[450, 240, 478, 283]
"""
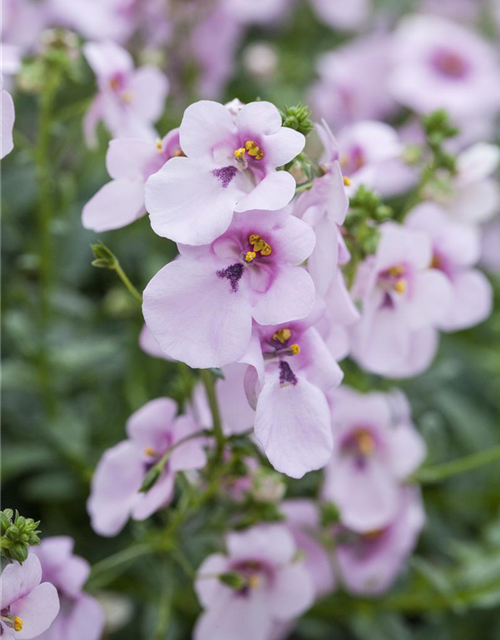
[2, 0, 500, 638]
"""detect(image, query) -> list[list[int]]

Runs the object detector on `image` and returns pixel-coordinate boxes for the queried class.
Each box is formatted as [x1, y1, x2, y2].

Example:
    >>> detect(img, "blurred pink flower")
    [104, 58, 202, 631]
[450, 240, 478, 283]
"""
[0, 554, 60, 639]
[1, 77, 15, 160]
[32, 537, 104, 640]
[310, 0, 369, 31]
[406, 202, 492, 331]
[194, 525, 315, 640]
[143, 209, 316, 369]
[82, 129, 181, 231]
[323, 387, 426, 532]
[146, 100, 304, 246]
[350, 222, 453, 377]
[83, 41, 169, 147]
[88, 398, 206, 536]
[390, 16, 500, 132]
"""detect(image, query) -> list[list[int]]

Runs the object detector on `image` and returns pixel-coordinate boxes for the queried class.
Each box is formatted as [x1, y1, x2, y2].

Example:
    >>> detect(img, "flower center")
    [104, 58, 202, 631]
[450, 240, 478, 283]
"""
[379, 264, 407, 295]
[353, 429, 375, 456]
[234, 140, 265, 163]
[1, 615, 23, 632]
[432, 49, 469, 80]
[244, 234, 272, 263]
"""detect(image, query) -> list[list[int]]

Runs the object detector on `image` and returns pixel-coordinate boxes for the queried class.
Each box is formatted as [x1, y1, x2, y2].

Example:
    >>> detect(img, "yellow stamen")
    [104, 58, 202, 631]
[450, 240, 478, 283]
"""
[248, 234, 272, 256]
[109, 77, 121, 91]
[234, 147, 246, 159]
[388, 266, 405, 277]
[247, 575, 260, 589]
[121, 90, 133, 104]
[245, 251, 257, 262]
[355, 430, 375, 456]
[156, 139, 163, 152]
[172, 148, 185, 157]
[363, 529, 383, 541]
[14, 617, 23, 632]
[273, 328, 291, 344]
[244, 140, 264, 160]
[290, 343, 300, 355]
[144, 447, 156, 457]
[260, 243, 272, 256]
[343, 176, 351, 186]
[394, 279, 406, 294]
[430, 253, 441, 269]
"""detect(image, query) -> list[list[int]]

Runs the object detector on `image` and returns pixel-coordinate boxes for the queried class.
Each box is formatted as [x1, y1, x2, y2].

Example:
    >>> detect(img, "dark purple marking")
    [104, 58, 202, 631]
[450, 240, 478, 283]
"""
[217, 262, 244, 293]
[212, 166, 238, 189]
[279, 360, 297, 386]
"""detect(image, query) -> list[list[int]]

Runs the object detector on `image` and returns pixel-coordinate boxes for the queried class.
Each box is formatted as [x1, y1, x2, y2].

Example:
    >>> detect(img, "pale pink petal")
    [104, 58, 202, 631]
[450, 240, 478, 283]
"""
[267, 564, 314, 619]
[65, 594, 105, 640]
[235, 171, 297, 213]
[404, 270, 453, 329]
[131, 470, 175, 520]
[254, 375, 332, 479]
[126, 397, 177, 449]
[13, 582, 60, 640]
[195, 554, 230, 608]
[0, 560, 24, 609]
[1, 89, 15, 159]
[139, 324, 171, 360]
[169, 415, 207, 471]
[143, 258, 253, 368]
[237, 101, 282, 136]
[226, 526, 296, 565]
[194, 591, 271, 640]
[106, 138, 156, 180]
[129, 66, 169, 122]
[218, 363, 255, 435]
[83, 96, 103, 149]
[376, 223, 432, 272]
[147, 157, 243, 245]
[180, 100, 236, 159]
[305, 216, 339, 296]
[439, 269, 493, 331]
[82, 179, 145, 232]
[387, 423, 427, 479]
[83, 41, 133, 78]
[264, 127, 305, 168]
[251, 266, 315, 326]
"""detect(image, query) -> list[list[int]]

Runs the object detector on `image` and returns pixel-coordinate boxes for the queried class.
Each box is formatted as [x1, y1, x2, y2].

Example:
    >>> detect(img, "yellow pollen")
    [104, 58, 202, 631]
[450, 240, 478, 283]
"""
[109, 77, 121, 91]
[273, 328, 292, 344]
[247, 575, 260, 589]
[388, 265, 405, 277]
[343, 176, 351, 186]
[144, 447, 156, 457]
[394, 279, 406, 294]
[363, 529, 384, 541]
[355, 430, 375, 456]
[248, 234, 272, 256]
[156, 139, 163, 152]
[121, 90, 133, 104]
[234, 147, 246, 159]
[245, 251, 257, 262]
[430, 253, 441, 269]
[244, 140, 264, 160]
[290, 343, 300, 355]
[14, 617, 23, 632]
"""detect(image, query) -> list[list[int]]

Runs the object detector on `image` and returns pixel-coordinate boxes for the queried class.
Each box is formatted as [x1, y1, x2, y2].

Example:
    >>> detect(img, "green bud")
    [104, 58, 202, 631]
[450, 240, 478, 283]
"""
[0, 510, 13, 534]
[320, 502, 340, 527]
[91, 242, 118, 270]
[219, 572, 247, 590]
[279, 104, 314, 137]
[10, 543, 28, 564]
[1, 509, 42, 563]
[140, 465, 162, 493]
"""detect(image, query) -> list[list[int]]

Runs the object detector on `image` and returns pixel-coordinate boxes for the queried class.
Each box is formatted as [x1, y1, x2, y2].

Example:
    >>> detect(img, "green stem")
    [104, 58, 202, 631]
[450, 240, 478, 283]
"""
[87, 542, 152, 590]
[114, 261, 143, 303]
[413, 445, 500, 484]
[200, 369, 225, 462]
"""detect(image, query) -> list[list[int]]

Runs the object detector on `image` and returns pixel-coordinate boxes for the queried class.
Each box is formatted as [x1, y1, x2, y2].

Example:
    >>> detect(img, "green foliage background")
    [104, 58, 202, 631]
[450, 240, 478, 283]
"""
[2, 1, 500, 638]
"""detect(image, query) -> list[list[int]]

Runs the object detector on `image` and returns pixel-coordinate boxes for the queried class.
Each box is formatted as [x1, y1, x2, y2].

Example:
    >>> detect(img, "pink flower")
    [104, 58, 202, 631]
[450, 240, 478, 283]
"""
[243, 303, 343, 478]
[87, 397, 206, 536]
[406, 203, 492, 331]
[83, 41, 169, 147]
[294, 121, 348, 296]
[335, 487, 425, 596]
[194, 525, 315, 640]
[143, 208, 316, 369]
[280, 500, 335, 599]
[442, 143, 500, 225]
[145, 100, 305, 245]
[47, 0, 135, 42]
[350, 222, 453, 377]
[0, 554, 60, 639]
[390, 16, 500, 128]
[309, 0, 369, 31]
[310, 34, 396, 130]
[1, 76, 15, 160]
[82, 129, 181, 232]
[322, 387, 426, 532]
[31, 537, 104, 640]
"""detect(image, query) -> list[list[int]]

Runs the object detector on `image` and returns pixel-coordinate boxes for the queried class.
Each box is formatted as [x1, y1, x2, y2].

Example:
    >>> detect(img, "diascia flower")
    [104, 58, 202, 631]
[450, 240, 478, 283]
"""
[83, 40, 169, 146]
[88, 398, 206, 536]
[0, 554, 59, 639]
[145, 100, 305, 245]
[82, 129, 182, 232]
[1, 75, 15, 160]
[243, 303, 343, 479]
[32, 537, 104, 640]
[322, 387, 426, 532]
[350, 222, 453, 377]
[143, 208, 316, 369]
[334, 487, 425, 596]
[406, 203, 492, 331]
[194, 525, 314, 640]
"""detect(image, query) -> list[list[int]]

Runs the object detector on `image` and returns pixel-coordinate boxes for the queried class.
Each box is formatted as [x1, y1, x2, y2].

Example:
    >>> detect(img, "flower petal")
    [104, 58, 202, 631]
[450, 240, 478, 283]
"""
[235, 171, 297, 213]
[13, 582, 60, 640]
[82, 179, 145, 232]
[180, 100, 236, 159]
